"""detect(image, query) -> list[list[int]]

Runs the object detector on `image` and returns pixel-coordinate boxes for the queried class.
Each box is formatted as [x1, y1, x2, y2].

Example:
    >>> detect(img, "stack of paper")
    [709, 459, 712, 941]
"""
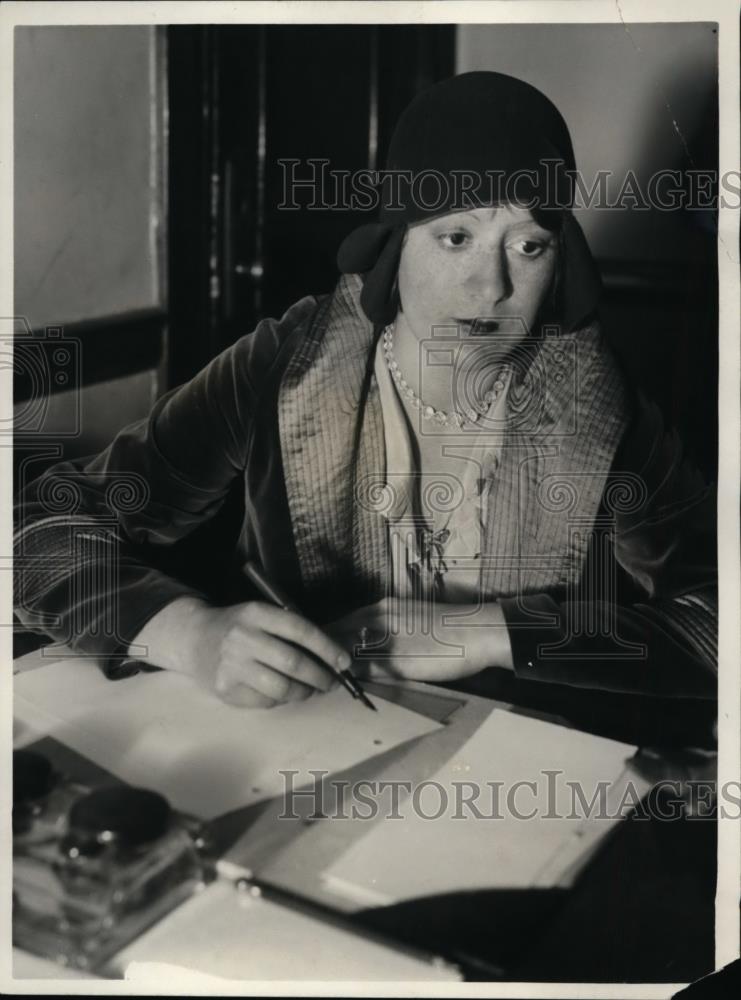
[323, 709, 635, 903]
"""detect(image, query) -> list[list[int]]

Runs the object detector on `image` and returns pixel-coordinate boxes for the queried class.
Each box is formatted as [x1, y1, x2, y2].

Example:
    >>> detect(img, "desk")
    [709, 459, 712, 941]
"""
[12, 648, 717, 983]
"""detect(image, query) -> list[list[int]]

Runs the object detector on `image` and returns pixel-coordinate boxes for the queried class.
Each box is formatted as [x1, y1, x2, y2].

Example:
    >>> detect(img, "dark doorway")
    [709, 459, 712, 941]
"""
[166, 25, 455, 388]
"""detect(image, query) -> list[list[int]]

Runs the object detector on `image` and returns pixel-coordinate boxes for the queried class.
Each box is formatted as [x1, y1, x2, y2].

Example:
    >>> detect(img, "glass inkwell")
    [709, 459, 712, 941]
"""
[13, 750, 212, 971]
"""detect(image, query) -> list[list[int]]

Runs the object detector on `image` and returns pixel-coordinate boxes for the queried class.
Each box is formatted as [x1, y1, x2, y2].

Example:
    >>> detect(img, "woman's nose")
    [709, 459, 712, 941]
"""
[464, 249, 511, 309]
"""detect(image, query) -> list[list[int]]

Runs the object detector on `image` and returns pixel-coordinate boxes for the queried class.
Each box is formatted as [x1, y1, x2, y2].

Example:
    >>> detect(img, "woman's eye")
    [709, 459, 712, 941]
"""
[510, 239, 549, 258]
[437, 231, 470, 249]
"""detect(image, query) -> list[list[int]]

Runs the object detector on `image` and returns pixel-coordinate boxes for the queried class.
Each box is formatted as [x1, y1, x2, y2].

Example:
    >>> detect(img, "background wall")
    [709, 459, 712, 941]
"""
[457, 22, 718, 270]
[14, 25, 166, 460]
[15, 25, 164, 329]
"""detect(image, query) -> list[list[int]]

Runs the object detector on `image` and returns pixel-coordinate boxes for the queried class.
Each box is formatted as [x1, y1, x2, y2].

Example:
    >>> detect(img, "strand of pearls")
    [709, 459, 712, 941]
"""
[382, 324, 507, 429]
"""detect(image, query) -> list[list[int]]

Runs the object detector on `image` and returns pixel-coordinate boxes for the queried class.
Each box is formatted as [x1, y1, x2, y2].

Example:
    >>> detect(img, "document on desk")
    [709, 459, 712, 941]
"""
[14, 659, 441, 820]
[322, 709, 635, 905]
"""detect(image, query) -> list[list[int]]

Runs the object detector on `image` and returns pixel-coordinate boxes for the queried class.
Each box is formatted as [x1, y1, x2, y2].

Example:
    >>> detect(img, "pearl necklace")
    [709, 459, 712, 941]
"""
[382, 324, 507, 429]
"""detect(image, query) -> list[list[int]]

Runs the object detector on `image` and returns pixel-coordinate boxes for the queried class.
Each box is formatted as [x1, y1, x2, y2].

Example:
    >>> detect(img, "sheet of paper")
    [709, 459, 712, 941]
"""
[323, 709, 635, 904]
[14, 659, 441, 820]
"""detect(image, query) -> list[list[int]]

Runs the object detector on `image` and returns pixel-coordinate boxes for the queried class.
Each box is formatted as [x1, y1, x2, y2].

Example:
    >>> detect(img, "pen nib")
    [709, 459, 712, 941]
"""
[359, 691, 377, 711]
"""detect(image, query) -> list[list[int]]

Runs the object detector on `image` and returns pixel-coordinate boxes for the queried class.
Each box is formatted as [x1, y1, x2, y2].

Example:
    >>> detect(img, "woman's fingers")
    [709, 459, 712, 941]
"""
[235, 630, 333, 693]
[244, 603, 352, 674]
[202, 600, 413, 708]
[184, 600, 352, 709]
[216, 657, 314, 706]
[213, 605, 344, 707]
[214, 682, 277, 710]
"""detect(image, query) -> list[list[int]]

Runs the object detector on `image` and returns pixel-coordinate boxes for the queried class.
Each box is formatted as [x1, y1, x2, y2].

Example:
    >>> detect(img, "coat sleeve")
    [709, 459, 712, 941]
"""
[498, 396, 717, 699]
[13, 299, 316, 667]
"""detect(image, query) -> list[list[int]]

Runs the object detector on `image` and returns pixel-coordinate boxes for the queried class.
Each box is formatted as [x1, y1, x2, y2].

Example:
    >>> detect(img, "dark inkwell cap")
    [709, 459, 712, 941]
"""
[13, 749, 56, 806]
[68, 787, 172, 848]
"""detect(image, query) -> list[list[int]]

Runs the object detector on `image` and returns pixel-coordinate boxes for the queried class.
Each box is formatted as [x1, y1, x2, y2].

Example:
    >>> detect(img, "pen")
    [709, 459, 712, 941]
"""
[241, 560, 376, 711]
[215, 864, 461, 978]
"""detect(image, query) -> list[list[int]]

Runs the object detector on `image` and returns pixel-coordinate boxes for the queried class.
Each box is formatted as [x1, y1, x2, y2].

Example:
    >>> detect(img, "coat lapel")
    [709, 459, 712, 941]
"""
[481, 323, 631, 597]
[278, 274, 388, 608]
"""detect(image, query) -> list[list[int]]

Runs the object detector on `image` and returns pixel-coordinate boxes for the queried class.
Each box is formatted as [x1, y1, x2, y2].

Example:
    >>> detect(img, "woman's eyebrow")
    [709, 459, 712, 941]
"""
[504, 219, 554, 235]
[432, 209, 553, 232]
[430, 206, 499, 225]
[463, 207, 500, 222]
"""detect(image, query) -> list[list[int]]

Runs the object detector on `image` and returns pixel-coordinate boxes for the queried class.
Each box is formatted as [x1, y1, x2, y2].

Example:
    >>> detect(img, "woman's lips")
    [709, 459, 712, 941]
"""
[455, 318, 501, 335]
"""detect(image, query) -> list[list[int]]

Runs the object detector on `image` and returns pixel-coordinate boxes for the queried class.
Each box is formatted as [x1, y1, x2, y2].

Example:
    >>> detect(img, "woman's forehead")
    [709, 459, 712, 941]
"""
[412, 204, 547, 229]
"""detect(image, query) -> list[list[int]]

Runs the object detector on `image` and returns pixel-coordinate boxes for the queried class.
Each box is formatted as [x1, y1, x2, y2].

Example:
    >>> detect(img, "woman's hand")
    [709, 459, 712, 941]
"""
[131, 597, 351, 709]
[327, 597, 513, 683]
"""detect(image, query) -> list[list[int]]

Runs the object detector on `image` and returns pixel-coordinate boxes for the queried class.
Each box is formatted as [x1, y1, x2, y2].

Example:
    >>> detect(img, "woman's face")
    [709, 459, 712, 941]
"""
[397, 204, 558, 345]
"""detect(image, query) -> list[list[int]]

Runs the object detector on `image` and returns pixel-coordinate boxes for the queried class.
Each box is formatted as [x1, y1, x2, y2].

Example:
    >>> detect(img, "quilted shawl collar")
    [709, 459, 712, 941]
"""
[278, 274, 387, 608]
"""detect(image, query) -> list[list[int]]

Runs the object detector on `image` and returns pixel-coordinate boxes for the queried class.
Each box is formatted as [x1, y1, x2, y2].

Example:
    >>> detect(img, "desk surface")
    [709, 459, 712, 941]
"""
[12, 648, 718, 983]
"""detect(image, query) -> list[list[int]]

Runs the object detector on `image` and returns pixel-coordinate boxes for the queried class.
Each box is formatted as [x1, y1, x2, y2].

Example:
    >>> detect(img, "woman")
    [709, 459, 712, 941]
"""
[14, 73, 716, 712]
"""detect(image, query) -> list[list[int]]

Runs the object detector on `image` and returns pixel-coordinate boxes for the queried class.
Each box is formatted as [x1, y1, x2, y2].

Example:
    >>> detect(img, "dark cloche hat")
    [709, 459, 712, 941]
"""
[337, 71, 601, 331]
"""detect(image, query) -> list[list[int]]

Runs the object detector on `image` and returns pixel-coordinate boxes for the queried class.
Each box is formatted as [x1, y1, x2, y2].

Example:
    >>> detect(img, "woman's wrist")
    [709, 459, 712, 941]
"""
[129, 596, 215, 677]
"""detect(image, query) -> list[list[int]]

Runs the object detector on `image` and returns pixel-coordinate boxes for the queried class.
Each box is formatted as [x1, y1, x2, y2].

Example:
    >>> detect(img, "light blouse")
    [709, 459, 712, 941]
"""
[373, 338, 512, 604]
